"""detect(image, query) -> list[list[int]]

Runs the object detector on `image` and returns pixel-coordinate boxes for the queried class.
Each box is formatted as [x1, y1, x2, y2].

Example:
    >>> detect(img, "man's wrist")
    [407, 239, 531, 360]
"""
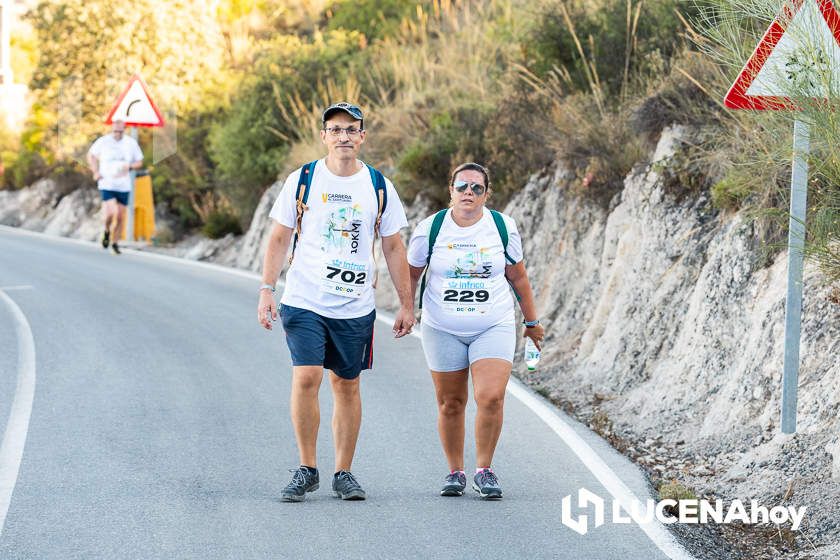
[259, 283, 275, 293]
[523, 319, 540, 328]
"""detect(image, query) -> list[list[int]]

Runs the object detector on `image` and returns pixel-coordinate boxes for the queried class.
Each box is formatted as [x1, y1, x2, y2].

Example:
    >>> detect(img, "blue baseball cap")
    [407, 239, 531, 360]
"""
[322, 102, 364, 128]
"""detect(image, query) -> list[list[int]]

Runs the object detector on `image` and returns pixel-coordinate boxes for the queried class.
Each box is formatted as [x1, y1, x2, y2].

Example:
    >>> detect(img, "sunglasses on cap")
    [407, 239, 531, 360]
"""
[453, 180, 486, 195]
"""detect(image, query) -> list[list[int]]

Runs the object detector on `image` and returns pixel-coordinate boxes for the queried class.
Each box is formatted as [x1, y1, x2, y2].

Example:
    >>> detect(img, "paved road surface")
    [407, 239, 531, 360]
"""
[0, 228, 681, 559]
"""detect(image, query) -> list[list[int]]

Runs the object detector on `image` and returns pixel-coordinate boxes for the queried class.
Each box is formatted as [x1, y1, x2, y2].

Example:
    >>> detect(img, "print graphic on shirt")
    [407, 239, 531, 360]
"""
[319, 203, 368, 298]
[321, 204, 364, 255]
[446, 246, 493, 279]
[441, 244, 494, 315]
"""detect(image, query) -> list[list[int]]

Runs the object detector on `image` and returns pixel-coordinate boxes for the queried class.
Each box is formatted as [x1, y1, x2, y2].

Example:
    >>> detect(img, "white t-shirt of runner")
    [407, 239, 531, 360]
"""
[408, 208, 523, 337]
[269, 159, 408, 319]
[88, 134, 143, 192]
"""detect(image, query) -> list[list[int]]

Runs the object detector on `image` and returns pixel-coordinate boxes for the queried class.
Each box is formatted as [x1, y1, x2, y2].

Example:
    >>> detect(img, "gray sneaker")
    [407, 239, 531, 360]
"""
[332, 470, 366, 500]
[472, 468, 502, 500]
[441, 471, 467, 496]
[281, 466, 319, 502]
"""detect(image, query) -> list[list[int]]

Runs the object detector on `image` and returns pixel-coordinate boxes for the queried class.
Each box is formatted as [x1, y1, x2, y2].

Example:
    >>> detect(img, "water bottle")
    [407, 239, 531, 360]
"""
[524, 337, 541, 371]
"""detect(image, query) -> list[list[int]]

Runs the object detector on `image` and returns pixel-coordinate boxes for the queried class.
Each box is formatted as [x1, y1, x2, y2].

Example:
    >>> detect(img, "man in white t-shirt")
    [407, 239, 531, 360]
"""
[87, 120, 144, 254]
[257, 102, 415, 502]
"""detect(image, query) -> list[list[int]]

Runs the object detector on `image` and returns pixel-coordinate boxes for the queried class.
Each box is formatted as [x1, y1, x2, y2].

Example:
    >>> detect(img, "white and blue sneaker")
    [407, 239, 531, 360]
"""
[441, 470, 467, 496]
[473, 468, 502, 500]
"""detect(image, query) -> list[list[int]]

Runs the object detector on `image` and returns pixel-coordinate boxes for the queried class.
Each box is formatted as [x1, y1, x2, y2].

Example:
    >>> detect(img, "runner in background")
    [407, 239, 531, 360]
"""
[87, 120, 143, 255]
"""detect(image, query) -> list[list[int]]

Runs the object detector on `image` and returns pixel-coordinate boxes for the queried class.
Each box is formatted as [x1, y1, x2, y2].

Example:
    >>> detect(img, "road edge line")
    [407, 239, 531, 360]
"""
[381, 311, 694, 560]
[2, 226, 695, 557]
[0, 289, 37, 537]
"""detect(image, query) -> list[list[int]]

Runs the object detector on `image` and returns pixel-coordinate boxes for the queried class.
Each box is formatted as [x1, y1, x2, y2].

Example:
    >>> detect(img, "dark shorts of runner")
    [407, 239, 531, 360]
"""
[100, 190, 129, 206]
[280, 304, 376, 380]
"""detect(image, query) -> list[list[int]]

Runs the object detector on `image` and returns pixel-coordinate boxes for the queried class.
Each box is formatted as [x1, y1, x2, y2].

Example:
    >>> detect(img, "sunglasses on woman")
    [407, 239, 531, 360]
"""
[453, 180, 486, 195]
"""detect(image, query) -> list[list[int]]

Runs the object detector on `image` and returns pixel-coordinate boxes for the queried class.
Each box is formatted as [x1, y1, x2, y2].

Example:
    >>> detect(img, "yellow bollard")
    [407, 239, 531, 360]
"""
[133, 174, 156, 241]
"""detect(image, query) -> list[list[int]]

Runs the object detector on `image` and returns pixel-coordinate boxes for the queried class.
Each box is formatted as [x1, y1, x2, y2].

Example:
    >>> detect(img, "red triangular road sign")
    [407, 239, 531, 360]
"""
[105, 74, 165, 127]
[724, 0, 840, 110]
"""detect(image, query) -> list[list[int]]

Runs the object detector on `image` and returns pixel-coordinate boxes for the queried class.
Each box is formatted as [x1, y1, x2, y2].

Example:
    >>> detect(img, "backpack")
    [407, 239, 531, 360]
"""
[288, 160, 388, 287]
[418, 208, 520, 310]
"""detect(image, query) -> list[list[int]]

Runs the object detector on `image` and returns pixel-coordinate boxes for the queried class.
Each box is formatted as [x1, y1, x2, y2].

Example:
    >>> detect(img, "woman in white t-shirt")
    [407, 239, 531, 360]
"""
[408, 162, 545, 500]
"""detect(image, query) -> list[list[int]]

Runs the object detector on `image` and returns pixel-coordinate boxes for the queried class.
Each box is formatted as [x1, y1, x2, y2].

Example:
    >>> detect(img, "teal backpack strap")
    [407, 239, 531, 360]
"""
[288, 160, 317, 264]
[418, 209, 448, 310]
[490, 209, 521, 302]
[489, 209, 516, 265]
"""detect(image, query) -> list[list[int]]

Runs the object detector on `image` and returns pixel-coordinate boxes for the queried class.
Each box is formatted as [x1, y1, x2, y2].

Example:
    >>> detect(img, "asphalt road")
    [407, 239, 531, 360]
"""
[0, 228, 682, 560]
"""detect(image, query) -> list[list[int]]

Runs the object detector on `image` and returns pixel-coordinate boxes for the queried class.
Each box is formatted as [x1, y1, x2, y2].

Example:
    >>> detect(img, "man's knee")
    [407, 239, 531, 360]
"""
[293, 367, 323, 393]
[330, 373, 360, 399]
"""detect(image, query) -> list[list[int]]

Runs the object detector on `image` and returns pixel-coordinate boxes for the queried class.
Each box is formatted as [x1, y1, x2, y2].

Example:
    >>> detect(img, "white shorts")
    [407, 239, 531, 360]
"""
[420, 321, 516, 372]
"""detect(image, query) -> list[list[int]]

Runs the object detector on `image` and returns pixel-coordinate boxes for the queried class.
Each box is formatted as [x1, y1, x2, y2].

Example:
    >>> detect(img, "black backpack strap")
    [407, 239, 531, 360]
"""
[419, 209, 448, 310]
[289, 160, 317, 265]
[365, 163, 387, 289]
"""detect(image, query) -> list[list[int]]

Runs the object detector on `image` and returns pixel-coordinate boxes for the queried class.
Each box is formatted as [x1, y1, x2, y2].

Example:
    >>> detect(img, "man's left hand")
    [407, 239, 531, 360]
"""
[392, 306, 415, 338]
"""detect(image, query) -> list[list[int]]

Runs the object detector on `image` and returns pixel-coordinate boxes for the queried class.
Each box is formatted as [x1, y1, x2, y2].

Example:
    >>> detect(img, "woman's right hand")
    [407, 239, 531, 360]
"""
[258, 290, 278, 330]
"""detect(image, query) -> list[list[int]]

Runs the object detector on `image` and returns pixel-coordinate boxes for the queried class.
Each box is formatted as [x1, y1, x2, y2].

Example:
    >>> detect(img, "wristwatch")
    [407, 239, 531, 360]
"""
[259, 283, 276, 293]
[523, 319, 540, 328]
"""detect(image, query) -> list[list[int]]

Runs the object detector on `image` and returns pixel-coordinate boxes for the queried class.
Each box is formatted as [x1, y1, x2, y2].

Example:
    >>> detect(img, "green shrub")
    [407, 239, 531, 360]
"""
[208, 30, 366, 217]
[525, 0, 694, 98]
[152, 109, 221, 231]
[483, 85, 556, 203]
[711, 175, 751, 211]
[395, 104, 493, 205]
[326, 0, 427, 42]
[202, 209, 242, 239]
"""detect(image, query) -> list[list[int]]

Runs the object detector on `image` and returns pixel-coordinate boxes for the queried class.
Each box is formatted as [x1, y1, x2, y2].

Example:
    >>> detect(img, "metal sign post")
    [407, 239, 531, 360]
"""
[781, 119, 810, 433]
[722, 0, 840, 433]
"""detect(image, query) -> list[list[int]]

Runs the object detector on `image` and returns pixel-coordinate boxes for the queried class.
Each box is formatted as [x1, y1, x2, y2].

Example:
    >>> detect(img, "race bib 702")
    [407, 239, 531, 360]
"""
[321, 258, 368, 298]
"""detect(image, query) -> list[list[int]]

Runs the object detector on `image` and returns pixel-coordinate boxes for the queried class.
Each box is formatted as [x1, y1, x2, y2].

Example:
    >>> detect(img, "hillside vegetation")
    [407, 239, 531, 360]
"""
[3, 0, 837, 280]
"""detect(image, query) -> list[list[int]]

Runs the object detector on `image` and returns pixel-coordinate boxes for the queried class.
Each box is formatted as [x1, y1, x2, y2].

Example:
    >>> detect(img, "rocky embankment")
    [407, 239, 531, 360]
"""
[2, 127, 838, 559]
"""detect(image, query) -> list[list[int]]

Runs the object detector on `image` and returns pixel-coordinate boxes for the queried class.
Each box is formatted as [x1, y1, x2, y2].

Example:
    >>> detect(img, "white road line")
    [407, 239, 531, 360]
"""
[1, 226, 693, 558]
[379, 312, 694, 560]
[0, 289, 36, 537]
[506, 379, 695, 560]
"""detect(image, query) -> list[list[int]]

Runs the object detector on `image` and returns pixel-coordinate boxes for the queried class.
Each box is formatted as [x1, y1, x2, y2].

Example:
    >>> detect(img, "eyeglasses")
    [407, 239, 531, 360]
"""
[324, 126, 363, 137]
[453, 180, 486, 195]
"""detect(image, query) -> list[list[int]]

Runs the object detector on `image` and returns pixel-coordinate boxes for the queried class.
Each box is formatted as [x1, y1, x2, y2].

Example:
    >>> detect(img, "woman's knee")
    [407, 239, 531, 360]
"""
[438, 394, 467, 417]
[474, 391, 505, 412]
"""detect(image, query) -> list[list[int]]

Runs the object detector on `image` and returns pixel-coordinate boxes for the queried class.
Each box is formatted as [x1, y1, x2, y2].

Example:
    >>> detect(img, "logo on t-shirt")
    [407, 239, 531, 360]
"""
[322, 193, 353, 204]
[447, 242, 477, 250]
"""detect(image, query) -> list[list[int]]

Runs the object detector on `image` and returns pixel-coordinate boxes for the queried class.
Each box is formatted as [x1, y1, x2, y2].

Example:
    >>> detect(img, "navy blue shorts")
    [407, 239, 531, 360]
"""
[280, 304, 376, 380]
[101, 190, 129, 206]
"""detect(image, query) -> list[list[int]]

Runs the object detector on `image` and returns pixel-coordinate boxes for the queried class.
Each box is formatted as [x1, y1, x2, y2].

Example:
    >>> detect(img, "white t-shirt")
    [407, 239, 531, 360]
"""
[269, 159, 408, 319]
[88, 134, 144, 192]
[408, 208, 523, 337]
